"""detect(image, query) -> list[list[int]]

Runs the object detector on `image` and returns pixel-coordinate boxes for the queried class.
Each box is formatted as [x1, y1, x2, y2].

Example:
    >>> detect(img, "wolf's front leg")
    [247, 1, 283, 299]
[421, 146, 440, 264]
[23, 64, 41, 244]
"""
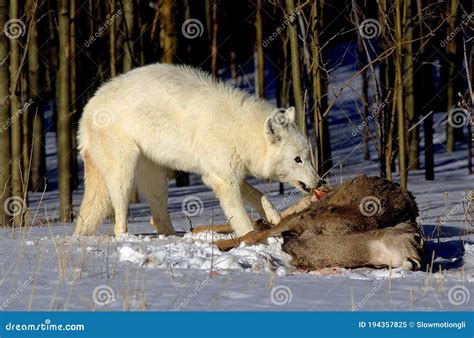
[203, 176, 254, 236]
[240, 181, 281, 225]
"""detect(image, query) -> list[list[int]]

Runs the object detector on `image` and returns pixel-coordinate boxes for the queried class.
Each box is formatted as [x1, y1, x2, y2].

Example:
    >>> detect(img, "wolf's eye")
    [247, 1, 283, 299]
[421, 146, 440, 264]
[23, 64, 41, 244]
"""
[294, 156, 302, 163]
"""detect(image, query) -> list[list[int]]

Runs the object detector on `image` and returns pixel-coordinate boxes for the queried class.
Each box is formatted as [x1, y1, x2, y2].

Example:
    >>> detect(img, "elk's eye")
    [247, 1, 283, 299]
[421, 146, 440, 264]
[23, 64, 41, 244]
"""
[294, 156, 302, 163]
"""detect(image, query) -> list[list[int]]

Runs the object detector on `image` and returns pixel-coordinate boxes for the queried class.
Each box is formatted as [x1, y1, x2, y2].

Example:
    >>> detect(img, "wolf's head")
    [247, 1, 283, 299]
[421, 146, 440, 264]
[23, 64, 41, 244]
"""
[263, 107, 322, 193]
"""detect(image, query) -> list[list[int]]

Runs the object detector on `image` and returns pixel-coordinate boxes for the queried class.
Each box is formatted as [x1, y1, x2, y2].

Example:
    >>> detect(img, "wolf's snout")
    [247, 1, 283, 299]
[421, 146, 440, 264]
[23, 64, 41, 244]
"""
[316, 179, 326, 188]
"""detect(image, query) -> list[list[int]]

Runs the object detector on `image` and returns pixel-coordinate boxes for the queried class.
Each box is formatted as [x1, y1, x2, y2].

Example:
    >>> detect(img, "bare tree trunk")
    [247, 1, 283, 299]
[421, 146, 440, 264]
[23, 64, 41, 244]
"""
[255, 0, 264, 98]
[109, 0, 117, 77]
[210, 0, 218, 77]
[161, 0, 176, 64]
[311, 1, 324, 172]
[356, 30, 370, 160]
[404, 0, 418, 170]
[445, 0, 459, 152]
[9, 0, 23, 226]
[0, 0, 11, 225]
[21, 68, 29, 195]
[122, 0, 134, 72]
[416, 0, 434, 180]
[395, 0, 407, 189]
[160, 0, 189, 187]
[468, 36, 473, 175]
[379, 0, 393, 180]
[57, 0, 72, 222]
[276, 9, 290, 195]
[285, 0, 305, 134]
[26, 0, 46, 192]
[70, 0, 78, 190]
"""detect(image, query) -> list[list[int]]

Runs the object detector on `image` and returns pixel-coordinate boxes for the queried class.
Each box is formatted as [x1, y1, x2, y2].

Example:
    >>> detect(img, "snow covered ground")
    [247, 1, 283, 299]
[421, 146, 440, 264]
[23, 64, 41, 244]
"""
[1, 47, 473, 311]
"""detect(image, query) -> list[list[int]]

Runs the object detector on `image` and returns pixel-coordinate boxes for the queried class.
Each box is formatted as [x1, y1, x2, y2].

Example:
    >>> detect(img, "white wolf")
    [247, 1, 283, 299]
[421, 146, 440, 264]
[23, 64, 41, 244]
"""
[75, 63, 320, 237]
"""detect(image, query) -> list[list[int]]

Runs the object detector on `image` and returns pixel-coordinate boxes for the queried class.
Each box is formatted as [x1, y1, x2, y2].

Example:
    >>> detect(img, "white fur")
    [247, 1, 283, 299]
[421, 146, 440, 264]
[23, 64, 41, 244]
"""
[75, 63, 319, 237]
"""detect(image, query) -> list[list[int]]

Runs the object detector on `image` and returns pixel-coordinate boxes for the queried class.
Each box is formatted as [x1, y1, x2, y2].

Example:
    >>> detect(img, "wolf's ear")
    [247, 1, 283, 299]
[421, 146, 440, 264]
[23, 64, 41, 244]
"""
[265, 108, 294, 143]
[285, 107, 296, 124]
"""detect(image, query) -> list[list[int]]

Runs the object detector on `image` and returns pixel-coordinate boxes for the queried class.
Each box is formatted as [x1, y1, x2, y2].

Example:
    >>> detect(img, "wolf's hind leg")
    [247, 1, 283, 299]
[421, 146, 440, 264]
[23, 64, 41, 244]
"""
[101, 141, 139, 236]
[240, 181, 281, 225]
[136, 157, 175, 235]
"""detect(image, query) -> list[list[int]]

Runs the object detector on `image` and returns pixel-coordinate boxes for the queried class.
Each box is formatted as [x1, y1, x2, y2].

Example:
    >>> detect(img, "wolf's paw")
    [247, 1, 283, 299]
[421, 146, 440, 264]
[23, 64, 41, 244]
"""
[369, 224, 423, 270]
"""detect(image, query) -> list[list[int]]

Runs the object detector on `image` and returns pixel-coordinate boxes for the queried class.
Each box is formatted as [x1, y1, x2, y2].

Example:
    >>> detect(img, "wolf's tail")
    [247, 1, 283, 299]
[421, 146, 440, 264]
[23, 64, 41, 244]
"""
[74, 148, 111, 235]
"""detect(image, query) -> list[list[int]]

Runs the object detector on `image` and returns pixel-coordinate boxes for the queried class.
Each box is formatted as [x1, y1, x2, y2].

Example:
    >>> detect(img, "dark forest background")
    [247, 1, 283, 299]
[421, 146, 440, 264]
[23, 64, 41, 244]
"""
[0, 0, 472, 225]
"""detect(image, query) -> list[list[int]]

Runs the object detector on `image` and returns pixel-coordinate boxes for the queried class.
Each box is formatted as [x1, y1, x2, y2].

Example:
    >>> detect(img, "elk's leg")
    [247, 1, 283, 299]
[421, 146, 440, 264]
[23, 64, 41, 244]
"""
[192, 224, 233, 234]
[215, 221, 293, 251]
